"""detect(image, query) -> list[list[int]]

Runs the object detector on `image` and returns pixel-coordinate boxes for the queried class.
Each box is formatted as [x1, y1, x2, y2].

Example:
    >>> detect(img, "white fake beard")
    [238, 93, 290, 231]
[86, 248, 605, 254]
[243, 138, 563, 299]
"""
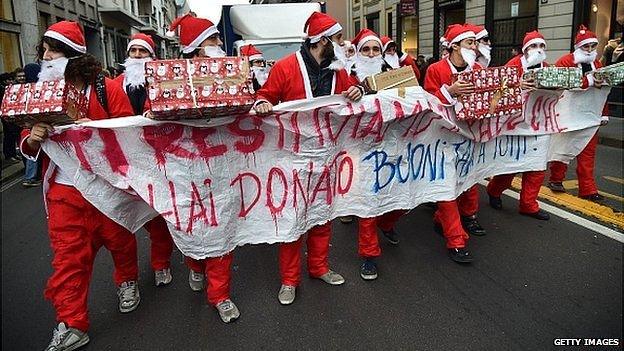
[204, 46, 226, 58]
[328, 41, 346, 71]
[573, 48, 597, 64]
[355, 54, 385, 82]
[251, 66, 269, 86]
[384, 53, 400, 69]
[525, 48, 547, 67]
[477, 45, 491, 67]
[460, 47, 477, 68]
[38, 57, 69, 82]
[123, 57, 152, 88]
[344, 57, 356, 73]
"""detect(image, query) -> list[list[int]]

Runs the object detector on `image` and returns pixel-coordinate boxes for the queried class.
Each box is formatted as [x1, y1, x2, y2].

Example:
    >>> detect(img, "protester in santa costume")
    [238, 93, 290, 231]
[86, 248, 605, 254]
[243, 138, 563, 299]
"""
[349, 29, 392, 83]
[21, 21, 138, 351]
[469, 24, 492, 68]
[113, 33, 175, 287]
[239, 44, 269, 91]
[380, 35, 421, 80]
[254, 11, 363, 305]
[486, 30, 551, 221]
[423, 23, 486, 263]
[167, 13, 239, 323]
[547, 25, 607, 201]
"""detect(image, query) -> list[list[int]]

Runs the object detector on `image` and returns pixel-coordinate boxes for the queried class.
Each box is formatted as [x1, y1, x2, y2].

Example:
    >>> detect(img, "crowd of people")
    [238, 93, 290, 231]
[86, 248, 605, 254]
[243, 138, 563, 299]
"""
[4, 9, 615, 351]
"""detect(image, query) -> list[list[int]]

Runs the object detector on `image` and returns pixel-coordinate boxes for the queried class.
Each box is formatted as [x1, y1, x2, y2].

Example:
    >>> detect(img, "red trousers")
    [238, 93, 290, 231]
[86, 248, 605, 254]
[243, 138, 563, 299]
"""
[279, 223, 331, 286]
[44, 183, 138, 332]
[358, 210, 405, 258]
[433, 185, 479, 249]
[143, 216, 174, 271]
[185, 254, 233, 306]
[550, 133, 598, 197]
[487, 171, 545, 214]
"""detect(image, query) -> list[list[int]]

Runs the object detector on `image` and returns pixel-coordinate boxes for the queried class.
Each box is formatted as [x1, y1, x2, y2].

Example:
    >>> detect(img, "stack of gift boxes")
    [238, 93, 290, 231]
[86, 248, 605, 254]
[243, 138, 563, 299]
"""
[452, 66, 522, 120]
[523, 67, 583, 89]
[592, 61, 624, 86]
[145, 57, 256, 120]
[0, 79, 88, 128]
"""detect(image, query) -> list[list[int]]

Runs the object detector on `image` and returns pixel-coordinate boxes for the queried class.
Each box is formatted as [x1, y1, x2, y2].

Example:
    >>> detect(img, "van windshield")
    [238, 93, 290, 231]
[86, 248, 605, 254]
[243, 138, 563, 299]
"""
[253, 42, 302, 61]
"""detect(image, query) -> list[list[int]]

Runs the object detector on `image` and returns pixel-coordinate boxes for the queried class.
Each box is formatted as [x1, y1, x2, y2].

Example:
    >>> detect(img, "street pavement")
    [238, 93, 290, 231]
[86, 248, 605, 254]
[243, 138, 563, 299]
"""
[2, 146, 622, 351]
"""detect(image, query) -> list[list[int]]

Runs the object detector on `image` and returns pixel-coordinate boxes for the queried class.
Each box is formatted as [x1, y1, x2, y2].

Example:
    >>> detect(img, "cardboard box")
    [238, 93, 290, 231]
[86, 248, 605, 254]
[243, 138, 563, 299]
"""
[0, 80, 88, 128]
[452, 66, 523, 120]
[363, 65, 419, 93]
[145, 57, 256, 120]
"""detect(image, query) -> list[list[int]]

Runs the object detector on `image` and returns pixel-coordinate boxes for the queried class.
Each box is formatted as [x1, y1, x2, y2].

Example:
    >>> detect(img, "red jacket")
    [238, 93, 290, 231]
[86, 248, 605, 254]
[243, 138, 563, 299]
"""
[423, 58, 483, 105]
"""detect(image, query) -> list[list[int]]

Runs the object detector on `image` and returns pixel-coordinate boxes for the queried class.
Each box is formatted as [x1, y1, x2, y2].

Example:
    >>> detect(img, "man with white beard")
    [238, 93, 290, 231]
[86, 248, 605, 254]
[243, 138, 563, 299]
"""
[114, 33, 176, 290]
[239, 44, 269, 90]
[547, 25, 606, 201]
[487, 30, 551, 221]
[380, 35, 421, 80]
[424, 23, 485, 264]
[471, 24, 491, 68]
[349, 29, 391, 83]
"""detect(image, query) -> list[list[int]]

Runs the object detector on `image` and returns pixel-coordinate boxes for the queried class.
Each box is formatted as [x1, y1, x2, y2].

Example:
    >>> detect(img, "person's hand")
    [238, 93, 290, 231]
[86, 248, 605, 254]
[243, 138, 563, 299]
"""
[447, 80, 474, 97]
[254, 101, 273, 115]
[27, 122, 54, 148]
[342, 86, 363, 102]
[520, 77, 536, 92]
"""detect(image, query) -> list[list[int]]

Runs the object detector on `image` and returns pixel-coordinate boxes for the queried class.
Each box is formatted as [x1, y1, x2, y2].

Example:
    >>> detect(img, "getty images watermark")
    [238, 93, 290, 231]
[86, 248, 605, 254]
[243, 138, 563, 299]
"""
[554, 339, 621, 347]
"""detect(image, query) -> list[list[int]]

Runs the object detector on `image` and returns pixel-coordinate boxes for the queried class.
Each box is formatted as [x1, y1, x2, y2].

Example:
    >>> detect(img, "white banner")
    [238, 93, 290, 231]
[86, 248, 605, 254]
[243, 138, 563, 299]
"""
[41, 87, 609, 258]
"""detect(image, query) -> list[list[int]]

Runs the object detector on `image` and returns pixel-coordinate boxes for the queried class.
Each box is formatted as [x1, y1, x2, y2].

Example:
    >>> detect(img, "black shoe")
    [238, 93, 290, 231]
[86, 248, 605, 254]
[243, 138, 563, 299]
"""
[580, 193, 605, 202]
[448, 248, 474, 263]
[488, 194, 502, 210]
[461, 216, 486, 236]
[381, 228, 399, 244]
[520, 209, 550, 221]
[547, 182, 566, 193]
[339, 216, 354, 224]
[22, 179, 42, 187]
[360, 259, 378, 280]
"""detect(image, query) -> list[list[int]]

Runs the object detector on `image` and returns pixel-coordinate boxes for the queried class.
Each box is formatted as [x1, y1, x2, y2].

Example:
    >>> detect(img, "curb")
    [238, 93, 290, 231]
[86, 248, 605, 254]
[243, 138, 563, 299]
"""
[598, 136, 623, 149]
[1, 163, 25, 189]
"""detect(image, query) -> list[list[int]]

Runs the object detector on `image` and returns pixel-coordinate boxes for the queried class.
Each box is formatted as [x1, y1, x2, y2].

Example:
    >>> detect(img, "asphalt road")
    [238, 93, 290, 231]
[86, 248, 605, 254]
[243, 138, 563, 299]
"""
[2, 175, 622, 350]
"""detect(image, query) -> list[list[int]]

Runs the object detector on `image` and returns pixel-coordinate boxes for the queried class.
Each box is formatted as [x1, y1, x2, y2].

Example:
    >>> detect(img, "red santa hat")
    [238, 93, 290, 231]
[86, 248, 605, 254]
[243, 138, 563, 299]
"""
[240, 44, 263, 62]
[469, 24, 489, 40]
[167, 13, 219, 54]
[380, 36, 396, 52]
[44, 21, 87, 54]
[304, 11, 342, 43]
[445, 24, 476, 45]
[352, 29, 383, 52]
[522, 30, 546, 52]
[127, 33, 156, 56]
[574, 25, 598, 49]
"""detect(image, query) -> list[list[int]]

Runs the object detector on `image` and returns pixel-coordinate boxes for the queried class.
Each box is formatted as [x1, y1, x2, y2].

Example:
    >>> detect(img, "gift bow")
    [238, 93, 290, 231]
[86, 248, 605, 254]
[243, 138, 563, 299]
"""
[488, 77, 510, 114]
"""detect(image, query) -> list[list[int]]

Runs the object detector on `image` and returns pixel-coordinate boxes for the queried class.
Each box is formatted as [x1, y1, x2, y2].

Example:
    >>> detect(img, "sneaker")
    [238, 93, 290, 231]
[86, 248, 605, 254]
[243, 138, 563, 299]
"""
[382, 228, 399, 244]
[117, 281, 140, 313]
[461, 215, 486, 236]
[278, 284, 296, 305]
[488, 194, 503, 210]
[154, 268, 172, 287]
[315, 270, 345, 285]
[580, 193, 605, 202]
[360, 260, 378, 280]
[547, 182, 566, 193]
[188, 270, 205, 291]
[448, 248, 474, 264]
[339, 216, 354, 224]
[45, 322, 89, 351]
[215, 299, 240, 323]
[22, 179, 42, 187]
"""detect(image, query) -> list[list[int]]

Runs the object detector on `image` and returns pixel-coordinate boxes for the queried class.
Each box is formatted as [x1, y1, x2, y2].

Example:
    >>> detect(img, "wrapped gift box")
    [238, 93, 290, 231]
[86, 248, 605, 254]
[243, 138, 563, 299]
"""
[363, 65, 418, 93]
[452, 66, 523, 120]
[523, 67, 583, 89]
[0, 79, 88, 128]
[145, 57, 256, 120]
[591, 61, 624, 86]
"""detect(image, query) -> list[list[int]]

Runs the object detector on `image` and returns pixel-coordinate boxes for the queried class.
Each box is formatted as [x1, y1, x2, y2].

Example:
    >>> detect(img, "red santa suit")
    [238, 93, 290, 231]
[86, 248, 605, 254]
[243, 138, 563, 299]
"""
[548, 26, 604, 198]
[20, 20, 138, 333]
[256, 14, 357, 287]
[379, 35, 421, 81]
[423, 25, 482, 249]
[487, 31, 548, 215]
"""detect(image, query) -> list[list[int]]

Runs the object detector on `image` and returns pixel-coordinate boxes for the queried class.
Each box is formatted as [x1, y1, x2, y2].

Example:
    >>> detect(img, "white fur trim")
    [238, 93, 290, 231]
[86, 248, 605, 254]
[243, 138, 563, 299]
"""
[476, 29, 488, 40]
[356, 35, 383, 52]
[127, 39, 155, 56]
[308, 22, 342, 43]
[382, 40, 394, 53]
[295, 51, 314, 99]
[440, 84, 457, 105]
[575, 37, 599, 49]
[586, 73, 595, 87]
[182, 26, 219, 54]
[44, 30, 86, 53]
[399, 52, 408, 63]
[248, 54, 263, 61]
[522, 38, 546, 53]
[449, 31, 476, 45]
[19, 135, 41, 162]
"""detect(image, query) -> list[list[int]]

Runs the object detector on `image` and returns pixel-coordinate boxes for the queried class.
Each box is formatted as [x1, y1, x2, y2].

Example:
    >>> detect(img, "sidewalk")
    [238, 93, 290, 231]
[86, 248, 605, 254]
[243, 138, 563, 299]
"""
[1, 159, 24, 187]
[599, 117, 623, 149]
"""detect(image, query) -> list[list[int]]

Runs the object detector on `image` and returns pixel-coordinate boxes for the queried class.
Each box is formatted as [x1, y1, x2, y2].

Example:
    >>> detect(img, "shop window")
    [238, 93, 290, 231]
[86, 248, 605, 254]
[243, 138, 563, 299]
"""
[387, 11, 393, 37]
[354, 17, 361, 34]
[0, 31, 22, 72]
[366, 12, 380, 34]
[1, 0, 15, 21]
[486, 0, 538, 66]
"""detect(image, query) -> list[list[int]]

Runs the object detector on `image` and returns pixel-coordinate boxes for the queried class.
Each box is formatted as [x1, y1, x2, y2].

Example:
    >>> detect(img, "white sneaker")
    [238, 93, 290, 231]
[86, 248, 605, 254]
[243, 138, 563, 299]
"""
[215, 299, 240, 323]
[154, 268, 172, 287]
[278, 285, 296, 305]
[316, 270, 345, 285]
[117, 281, 140, 313]
[188, 270, 205, 291]
[44, 322, 89, 351]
